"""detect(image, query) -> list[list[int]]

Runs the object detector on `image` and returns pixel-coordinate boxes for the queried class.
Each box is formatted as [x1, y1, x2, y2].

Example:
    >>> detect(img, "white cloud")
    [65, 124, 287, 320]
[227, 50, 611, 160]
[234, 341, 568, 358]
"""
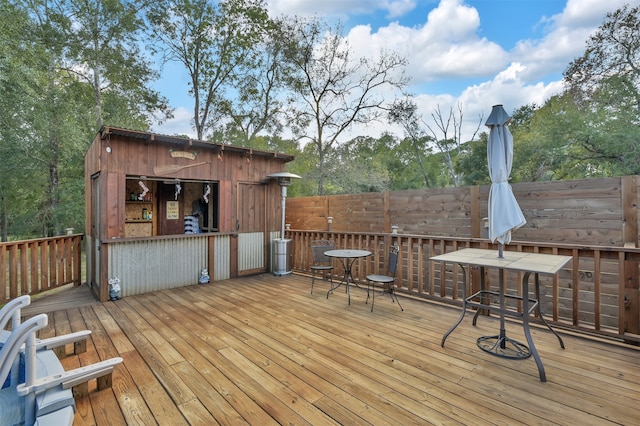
[341, 0, 640, 143]
[560, 0, 630, 27]
[152, 107, 196, 138]
[385, 0, 417, 19]
[155, 0, 640, 144]
[346, 1, 508, 83]
[509, 0, 635, 82]
[456, 64, 565, 129]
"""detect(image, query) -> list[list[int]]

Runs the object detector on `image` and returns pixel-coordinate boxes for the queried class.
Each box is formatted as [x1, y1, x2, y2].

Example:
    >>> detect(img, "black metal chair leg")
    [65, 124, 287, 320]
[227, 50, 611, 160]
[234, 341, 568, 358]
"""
[391, 289, 404, 311]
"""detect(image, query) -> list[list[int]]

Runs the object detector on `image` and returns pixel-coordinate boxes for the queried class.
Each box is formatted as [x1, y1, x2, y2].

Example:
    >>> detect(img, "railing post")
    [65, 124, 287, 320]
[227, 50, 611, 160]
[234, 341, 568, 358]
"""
[623, 251, 639, 338]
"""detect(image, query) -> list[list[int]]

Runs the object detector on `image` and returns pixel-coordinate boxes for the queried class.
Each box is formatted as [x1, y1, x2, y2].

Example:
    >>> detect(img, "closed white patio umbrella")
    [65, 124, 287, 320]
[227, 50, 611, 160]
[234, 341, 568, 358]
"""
[486, 104, 526, 257]
[477, 105, 530, 359]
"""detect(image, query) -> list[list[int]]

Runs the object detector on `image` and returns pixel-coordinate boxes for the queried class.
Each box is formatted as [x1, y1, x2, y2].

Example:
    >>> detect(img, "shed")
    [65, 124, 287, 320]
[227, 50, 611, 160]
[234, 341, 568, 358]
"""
[84, 126, 295, 301]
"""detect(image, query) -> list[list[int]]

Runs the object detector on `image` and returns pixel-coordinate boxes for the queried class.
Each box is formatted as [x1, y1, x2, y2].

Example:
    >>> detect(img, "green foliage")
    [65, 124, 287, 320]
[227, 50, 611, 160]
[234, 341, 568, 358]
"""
[388, 99, 482, 187]
[61, 0, 170, 129]
[564, 4, 640, 118]
[149, 0, 272, 140]
[0, 0, 163, 239]
[559, 3, 640, 177]
[281, 17, 408, 195]
[3, 1, 640, 237]
[329, 136, 392, 194]
[510, 92, 640, 182]
[457, 133, 490, 186]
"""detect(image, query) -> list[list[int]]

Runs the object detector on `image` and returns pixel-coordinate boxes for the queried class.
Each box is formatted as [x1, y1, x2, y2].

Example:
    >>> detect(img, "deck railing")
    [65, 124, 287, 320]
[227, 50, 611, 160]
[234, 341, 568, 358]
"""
[4, 231, 639, 345]
[1, 234, 83, 303]
[287, 230, 640, 344]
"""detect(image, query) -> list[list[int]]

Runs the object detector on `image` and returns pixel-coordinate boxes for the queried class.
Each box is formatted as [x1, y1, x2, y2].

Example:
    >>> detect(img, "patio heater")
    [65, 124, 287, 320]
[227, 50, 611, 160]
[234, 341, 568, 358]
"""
[268, 172, 301, 275]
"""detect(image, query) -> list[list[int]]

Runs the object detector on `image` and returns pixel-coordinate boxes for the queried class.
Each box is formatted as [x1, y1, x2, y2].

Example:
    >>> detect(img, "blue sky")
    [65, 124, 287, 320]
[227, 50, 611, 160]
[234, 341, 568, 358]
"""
[152, 0, 640, 141]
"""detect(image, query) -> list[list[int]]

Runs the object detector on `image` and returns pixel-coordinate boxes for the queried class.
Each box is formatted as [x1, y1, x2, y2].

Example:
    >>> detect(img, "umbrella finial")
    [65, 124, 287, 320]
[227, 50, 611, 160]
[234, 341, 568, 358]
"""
[485, 104, 511, 127]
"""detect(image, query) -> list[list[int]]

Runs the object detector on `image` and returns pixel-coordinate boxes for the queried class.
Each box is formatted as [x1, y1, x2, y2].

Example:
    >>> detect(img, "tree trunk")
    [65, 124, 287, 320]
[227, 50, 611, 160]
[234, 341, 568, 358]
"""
[1, 195, 7, 242]
[45, 61, 60, 237]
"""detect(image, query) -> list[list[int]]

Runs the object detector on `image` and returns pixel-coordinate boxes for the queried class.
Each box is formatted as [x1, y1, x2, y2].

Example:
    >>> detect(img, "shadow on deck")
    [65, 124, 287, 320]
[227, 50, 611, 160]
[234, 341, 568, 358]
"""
[21, 273, 640, 425]
[22, 283, 98, 316]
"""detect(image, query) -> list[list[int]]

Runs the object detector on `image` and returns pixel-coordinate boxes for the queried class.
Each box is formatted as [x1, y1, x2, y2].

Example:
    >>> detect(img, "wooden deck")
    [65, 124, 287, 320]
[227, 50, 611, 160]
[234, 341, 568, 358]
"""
[24, 273, 639, 425]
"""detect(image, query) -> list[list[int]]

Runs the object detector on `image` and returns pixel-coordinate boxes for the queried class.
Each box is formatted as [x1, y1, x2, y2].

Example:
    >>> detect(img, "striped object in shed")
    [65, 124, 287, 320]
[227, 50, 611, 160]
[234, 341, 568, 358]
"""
[211, 234, 231, 281]
[238, 232, 265, 272]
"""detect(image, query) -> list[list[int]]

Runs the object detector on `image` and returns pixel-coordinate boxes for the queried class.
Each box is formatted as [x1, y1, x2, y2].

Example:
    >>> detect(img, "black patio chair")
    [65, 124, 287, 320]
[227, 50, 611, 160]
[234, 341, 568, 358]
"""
[366, 245, 403, 312]
[310, 240, 334, 294]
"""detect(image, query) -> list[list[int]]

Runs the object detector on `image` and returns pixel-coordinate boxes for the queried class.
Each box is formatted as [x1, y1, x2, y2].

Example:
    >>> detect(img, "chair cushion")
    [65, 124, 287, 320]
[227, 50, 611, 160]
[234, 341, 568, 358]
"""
[311, 265, 333, 270]
[34, 404, 75, 426]
[1, 349, 75, 418]
[34, 350, 76, 417]
[0, 381, 24, 425]
[1, 344, 25, 389]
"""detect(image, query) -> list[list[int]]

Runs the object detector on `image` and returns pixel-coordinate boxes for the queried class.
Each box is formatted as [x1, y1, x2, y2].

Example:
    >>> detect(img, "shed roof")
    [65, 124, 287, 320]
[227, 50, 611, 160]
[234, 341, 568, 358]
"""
[99, 126, 295, 162]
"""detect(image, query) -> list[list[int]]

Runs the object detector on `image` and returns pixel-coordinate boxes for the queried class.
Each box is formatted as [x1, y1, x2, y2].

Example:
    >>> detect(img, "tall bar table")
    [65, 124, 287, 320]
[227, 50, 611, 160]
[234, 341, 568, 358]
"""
[431, 248, 571, 382]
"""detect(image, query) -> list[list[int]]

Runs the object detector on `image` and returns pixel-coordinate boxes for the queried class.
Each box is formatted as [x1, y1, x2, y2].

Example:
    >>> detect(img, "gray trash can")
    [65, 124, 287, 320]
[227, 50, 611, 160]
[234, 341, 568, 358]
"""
[272, 238, 292, 276]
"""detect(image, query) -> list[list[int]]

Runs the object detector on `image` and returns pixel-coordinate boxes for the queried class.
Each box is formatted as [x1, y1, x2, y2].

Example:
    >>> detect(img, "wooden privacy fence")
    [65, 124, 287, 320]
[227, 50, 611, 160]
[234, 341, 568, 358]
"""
[288, 230, 640, 344]
[1, 234, 83, 303]
[286, 176, 639, 247]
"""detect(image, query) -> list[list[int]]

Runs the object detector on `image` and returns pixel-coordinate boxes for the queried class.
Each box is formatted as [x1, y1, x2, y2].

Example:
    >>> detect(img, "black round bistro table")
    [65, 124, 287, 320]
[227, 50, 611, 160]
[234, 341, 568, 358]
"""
[324, 249, 371, 305]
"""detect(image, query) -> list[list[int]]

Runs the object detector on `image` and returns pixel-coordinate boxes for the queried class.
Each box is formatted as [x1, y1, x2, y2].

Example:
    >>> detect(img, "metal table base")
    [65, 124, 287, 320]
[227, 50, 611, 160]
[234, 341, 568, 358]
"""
[325, 250, 371, 305]
[440, 264, 565, 382]
[476, 334, 531, 359]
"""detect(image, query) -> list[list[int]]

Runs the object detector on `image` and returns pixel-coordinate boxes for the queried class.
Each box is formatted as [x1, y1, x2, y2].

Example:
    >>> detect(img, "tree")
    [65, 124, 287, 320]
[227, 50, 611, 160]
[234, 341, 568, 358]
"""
[559, 4, 640, 177]
[388, 99, 482, 187]
[456, 132, 489, 186]
[58, 0, 170, 130]
[426, 103, 482, 187]
[220, 21, 290, 144]
[564, 4, 640, 118]
[149, 0, 272, 140]
[508, 93, 638, 182]
[0, 2, 35, 239]
[331, 136, 393, 194]
[282, 18, 408, 195]
[2, 0, 159, 238]
[3, 0, 72, 237]
[388, 99, 436, 188]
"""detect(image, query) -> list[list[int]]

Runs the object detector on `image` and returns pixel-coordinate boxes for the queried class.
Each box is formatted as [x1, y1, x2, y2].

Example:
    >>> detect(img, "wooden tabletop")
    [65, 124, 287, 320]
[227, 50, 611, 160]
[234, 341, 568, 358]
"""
[430, 248, 571, 275]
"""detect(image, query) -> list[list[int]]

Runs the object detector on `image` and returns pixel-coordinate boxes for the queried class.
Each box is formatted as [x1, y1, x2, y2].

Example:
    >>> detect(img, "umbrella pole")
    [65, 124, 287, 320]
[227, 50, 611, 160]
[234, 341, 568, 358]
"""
[499, 269, 506, 349]
[476, 261, 532, 359]
[498, 242, 504, 258]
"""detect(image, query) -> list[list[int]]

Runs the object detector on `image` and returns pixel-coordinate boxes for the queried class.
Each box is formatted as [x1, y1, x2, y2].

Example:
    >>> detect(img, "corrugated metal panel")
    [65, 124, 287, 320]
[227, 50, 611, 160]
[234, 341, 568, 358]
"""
[269, 231, 280, 272]
[108, 236, 207, 297]
[213, 235, 231, 281]
[238, 232, 264, 271]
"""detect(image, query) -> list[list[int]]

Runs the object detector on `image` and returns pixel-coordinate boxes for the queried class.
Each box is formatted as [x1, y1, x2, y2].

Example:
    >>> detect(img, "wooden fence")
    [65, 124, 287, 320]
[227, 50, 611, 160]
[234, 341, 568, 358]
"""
[287, 230, 640, 345]
[1, 234, 83, 303]
[286, 176, 639, 247]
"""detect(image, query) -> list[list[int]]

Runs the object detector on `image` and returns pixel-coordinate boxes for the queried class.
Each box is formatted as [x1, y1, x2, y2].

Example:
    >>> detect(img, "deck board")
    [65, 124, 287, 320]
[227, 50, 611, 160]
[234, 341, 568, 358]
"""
[21, 273, 640, 425]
